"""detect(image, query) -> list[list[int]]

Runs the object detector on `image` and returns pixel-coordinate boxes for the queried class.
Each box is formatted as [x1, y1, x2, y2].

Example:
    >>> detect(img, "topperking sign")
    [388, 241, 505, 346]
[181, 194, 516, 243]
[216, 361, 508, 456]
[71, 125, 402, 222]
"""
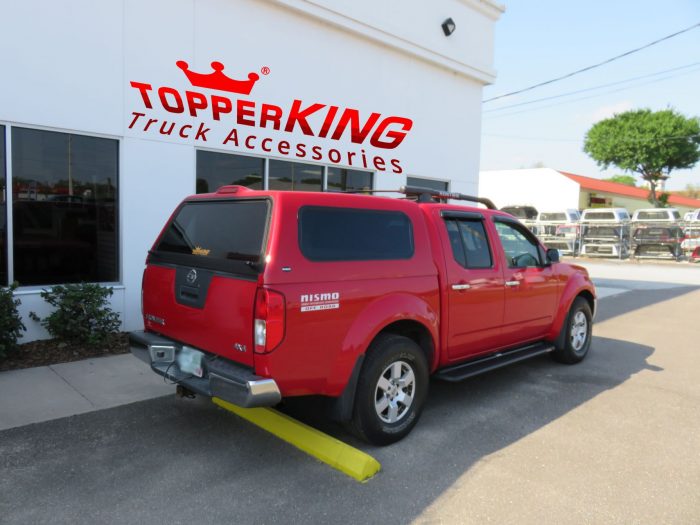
[127, 60, 413, 174]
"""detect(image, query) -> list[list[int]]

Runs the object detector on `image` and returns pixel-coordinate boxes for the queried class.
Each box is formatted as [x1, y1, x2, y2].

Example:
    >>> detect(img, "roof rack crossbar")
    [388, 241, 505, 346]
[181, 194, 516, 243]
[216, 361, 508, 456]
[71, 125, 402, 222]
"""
[399, 185, 496, 209]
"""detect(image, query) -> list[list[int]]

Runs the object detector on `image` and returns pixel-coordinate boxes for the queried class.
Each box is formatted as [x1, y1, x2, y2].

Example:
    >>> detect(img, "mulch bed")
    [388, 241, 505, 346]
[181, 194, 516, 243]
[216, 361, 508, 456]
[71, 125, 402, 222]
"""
[0, 333, 130, 372]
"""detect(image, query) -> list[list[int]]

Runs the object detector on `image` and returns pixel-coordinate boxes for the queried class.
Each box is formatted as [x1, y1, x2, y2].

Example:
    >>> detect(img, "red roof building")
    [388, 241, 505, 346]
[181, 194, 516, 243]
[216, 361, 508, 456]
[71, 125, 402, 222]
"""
[560, 171, 700, 210]
[479, 168, 700, 215]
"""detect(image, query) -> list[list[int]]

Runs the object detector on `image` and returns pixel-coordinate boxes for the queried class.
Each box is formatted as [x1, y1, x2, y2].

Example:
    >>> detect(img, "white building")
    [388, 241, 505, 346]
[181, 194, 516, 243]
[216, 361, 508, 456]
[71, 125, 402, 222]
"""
[1, 0, 504, 341]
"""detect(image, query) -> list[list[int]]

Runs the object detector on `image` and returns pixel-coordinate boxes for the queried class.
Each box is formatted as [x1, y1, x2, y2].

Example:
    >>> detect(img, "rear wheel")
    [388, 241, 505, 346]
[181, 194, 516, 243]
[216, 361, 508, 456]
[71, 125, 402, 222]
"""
[349, 334, 428, 445]
[552, 297, 592, 364]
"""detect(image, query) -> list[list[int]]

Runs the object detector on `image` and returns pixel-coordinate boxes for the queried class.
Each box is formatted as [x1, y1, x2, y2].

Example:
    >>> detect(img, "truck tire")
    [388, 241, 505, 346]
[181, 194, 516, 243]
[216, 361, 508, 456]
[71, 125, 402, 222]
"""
[349, 334, 429, 445]
[551, 297, 592, 364]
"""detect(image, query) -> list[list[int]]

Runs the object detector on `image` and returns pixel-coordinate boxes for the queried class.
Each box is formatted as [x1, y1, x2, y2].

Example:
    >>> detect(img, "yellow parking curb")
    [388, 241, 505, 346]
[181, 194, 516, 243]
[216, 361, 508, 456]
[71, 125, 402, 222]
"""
[212, 398, 381, 482]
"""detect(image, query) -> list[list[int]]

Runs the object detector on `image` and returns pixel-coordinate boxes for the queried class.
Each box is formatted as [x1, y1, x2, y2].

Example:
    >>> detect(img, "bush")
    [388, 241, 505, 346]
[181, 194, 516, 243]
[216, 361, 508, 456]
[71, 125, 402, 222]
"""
[30, 283, 121, 345]
[0, 283, 26, 359]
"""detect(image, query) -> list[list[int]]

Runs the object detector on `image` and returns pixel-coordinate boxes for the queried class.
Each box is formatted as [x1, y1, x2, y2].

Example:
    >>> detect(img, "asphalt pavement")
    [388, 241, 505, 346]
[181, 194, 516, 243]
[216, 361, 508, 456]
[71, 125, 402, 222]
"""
[1, 261, 699, 524]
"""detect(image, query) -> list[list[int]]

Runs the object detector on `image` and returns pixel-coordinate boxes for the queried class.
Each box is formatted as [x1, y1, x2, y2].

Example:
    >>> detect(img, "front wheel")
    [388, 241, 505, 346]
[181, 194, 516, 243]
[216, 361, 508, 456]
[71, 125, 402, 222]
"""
[349, 334, 429, 445]
[551, 297, 592, 364]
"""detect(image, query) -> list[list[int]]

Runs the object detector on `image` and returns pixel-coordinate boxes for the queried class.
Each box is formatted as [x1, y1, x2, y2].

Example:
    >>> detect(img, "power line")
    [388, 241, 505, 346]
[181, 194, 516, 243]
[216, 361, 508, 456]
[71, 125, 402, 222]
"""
[482, 66, 700, 119]
[484, 62, 700, 113]
[483, 22, 700, 103]
[483, 132, 700, 143]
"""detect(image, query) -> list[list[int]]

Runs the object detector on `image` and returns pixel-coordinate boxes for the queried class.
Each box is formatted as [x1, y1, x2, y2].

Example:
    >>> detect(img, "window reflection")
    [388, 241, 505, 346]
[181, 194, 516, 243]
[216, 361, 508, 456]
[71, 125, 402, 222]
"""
[196, 150, 263, 193]
[327, 167, 373, 192]
[12, 127, 119, 285]
[407, 176, 448, 192]
[269, 160, 322, 191]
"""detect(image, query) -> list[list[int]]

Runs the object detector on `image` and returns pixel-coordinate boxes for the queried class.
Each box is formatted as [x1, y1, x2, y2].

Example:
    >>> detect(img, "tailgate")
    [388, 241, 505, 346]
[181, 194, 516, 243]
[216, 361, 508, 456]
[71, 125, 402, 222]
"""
[142, 197, 271, 367]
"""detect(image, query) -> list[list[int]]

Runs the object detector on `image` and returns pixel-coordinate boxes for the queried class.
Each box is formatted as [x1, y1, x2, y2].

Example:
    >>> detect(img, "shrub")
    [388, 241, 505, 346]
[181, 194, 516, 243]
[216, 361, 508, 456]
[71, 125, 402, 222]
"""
[0, 283, 26, 359]
[30, 283, 121, 345]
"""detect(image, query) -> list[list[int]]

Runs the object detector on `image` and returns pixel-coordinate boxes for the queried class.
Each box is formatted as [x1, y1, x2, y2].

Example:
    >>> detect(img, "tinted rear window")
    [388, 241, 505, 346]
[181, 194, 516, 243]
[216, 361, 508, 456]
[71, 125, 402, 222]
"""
[539, 213, 567, 221]
[583, 211, 616, 221]
[156, 199, 268, 261]
[636, 211, 669, 220]
[299, 206, 414, 261]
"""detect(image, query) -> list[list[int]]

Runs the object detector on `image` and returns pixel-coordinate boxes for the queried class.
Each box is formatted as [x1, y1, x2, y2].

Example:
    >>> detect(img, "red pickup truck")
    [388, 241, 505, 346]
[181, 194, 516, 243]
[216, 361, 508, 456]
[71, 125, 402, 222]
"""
[131, 186, 596, 444]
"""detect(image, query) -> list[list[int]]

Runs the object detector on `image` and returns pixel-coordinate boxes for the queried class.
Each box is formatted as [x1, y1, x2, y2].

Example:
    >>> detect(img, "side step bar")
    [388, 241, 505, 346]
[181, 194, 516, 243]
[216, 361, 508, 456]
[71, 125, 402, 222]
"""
[435, 342, 555, 382]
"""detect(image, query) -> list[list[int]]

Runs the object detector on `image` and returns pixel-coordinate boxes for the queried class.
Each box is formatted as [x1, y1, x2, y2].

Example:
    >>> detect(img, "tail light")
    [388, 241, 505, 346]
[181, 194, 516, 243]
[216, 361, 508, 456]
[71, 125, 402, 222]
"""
[254, 288, 285, 354]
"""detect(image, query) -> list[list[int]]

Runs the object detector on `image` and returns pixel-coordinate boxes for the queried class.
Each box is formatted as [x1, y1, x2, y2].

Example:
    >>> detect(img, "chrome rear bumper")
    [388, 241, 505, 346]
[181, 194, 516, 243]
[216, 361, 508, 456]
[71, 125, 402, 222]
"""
[129, 330, 281, 408]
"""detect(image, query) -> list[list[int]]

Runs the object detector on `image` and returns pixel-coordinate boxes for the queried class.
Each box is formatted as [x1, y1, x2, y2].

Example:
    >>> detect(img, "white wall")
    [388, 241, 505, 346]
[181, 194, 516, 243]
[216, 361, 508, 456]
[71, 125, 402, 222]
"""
[2, 0, 500, 340]
[478, 168, 582, 211]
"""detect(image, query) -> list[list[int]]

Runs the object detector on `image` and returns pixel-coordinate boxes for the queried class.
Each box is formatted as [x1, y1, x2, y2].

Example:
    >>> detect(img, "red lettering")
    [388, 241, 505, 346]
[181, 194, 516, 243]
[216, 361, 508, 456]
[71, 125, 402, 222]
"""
[347, 151, 356, 165]
[319, 106, 339, 138]
[284, 100, 325, 136]
[130, 82, 153, 108]
[360, 149, 368, 168]
[144, 118, 158, 131]
[278, 140, 290, 155]
[223, 128, 239, 146]
[159, 121, 175, 136]
[194, 123, 210, 141]
[372, 156, 386, 171]
[237, 100, 256, 126]
[331, 109, 380, 144]
[186, 91, 208, 117]
[128, 112, 145, 129]
[390, 159, 403, 174]
[370, 117, 413, 149]
[261, 138, 272, 152]
[260, 104, 283, 130]
[296, 143, 306, 157]
[211, 95, 232, 121]
[311, 146, 323, 161]
[158, 87, 184, 113]
[179, 124, 192, 138]
[245, 135, 257, 149]
[328, 149, 341, 163]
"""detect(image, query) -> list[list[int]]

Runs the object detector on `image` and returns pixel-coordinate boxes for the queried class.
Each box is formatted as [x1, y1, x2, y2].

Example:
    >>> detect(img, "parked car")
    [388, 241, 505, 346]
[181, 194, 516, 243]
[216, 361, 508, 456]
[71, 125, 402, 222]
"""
[131, 185, 596, 445]
[535, 210, 581, 255]
[580, 208, 631, 257]
[631, 225, 684, 259]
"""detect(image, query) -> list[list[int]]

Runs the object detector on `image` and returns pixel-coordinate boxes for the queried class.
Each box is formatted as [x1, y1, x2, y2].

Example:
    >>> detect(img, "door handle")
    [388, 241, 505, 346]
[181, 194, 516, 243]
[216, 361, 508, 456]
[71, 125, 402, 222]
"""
[505, 280, 520, 287]
[451, 283, 471, 290]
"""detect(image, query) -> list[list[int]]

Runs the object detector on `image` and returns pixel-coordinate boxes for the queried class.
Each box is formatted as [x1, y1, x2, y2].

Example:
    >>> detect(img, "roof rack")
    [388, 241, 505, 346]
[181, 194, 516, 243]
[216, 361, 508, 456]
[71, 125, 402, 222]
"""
[399, 185, 496, 209]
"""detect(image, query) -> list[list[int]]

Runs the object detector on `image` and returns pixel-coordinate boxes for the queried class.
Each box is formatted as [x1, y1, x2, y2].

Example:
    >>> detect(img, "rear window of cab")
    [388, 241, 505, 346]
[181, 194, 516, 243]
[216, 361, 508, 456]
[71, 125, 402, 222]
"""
[150, 199, 270, 276]
[298, 206, 414, 261]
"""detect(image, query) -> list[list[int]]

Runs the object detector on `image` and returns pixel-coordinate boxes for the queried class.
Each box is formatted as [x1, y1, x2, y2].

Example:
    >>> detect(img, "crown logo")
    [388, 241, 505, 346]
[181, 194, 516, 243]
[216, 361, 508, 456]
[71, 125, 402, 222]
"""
[176, 60, 260, 95]
[192, 246, 211, 256]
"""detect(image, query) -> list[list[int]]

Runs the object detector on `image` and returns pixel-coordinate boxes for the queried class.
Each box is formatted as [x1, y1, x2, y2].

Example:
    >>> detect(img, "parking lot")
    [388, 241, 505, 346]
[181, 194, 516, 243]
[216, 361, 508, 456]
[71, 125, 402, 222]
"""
[1, 261, 699, 524]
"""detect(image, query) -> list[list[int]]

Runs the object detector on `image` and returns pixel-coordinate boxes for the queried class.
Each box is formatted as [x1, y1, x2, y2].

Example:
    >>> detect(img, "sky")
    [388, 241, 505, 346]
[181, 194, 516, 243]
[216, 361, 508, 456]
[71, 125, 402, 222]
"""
[480, 0, 700, 191]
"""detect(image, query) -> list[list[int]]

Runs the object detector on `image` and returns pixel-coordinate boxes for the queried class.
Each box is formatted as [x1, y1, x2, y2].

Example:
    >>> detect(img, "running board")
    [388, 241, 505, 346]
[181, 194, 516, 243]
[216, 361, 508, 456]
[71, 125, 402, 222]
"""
[435, 342, 555, 382]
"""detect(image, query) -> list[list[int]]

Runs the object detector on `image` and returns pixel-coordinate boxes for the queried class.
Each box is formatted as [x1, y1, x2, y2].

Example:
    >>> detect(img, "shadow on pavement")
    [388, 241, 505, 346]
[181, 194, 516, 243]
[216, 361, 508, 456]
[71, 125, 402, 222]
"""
[594, 285, 698, 324]
[0, 335, 655, 524]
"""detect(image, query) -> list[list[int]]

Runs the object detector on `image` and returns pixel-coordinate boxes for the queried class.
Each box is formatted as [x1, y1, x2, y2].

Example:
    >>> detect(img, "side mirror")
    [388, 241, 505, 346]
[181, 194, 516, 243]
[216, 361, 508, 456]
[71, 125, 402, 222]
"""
[546, 248, 560, 264]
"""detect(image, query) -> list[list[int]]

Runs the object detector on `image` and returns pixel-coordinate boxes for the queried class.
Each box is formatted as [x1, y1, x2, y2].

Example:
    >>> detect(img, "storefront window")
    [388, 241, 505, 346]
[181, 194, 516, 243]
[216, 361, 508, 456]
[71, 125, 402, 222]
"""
[196, 150, 263, 193]
[327, 167, 373, 192]
[269, 160, 322, 191]
[12, 127, 119, 286]
[0, 125, 6, 285]
[407, 176, 449, 192]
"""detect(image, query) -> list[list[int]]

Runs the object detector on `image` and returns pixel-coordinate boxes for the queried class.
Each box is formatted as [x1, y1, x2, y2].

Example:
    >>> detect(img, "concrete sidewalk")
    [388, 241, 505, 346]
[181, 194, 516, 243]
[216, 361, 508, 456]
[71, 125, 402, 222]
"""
[0, 354, 172, 431]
